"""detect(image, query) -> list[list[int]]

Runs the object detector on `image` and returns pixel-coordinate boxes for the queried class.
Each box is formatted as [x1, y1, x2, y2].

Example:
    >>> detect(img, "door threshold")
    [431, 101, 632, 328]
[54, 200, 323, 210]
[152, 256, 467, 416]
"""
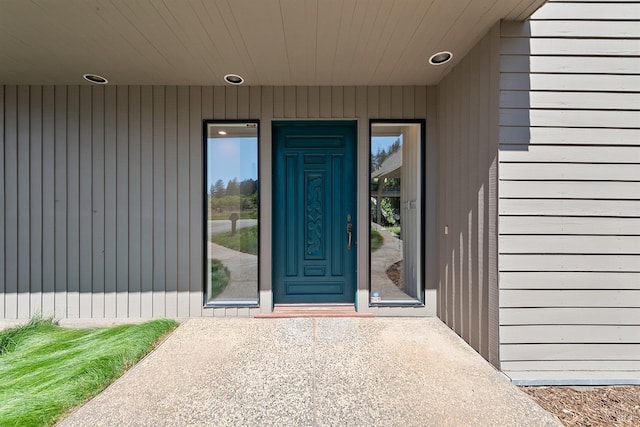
[254, 304, 374, 318]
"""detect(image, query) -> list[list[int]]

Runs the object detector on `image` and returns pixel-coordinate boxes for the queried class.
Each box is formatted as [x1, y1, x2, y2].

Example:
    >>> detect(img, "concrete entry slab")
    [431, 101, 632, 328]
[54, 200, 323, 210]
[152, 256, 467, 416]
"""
[59, 318, 560, 427]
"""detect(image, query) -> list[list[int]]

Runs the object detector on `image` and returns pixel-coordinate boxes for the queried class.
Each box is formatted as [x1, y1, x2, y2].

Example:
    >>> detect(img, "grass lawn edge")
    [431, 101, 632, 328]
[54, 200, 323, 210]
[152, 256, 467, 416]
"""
[0, 318, 180, 427]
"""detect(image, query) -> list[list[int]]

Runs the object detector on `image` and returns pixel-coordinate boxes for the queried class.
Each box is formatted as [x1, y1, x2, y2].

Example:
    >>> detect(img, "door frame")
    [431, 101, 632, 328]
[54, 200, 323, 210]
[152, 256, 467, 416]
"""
[271, 120, 358, 305]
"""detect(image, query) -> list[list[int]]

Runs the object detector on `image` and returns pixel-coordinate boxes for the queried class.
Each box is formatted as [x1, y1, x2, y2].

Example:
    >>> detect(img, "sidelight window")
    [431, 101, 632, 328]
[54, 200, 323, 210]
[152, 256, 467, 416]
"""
[369, 121, 424, 305]
[204, 121, 259, 306]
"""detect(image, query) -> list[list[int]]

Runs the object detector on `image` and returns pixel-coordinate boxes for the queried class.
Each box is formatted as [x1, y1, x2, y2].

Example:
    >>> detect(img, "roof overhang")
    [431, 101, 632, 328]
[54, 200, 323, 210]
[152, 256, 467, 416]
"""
[0, 0, 546, 86]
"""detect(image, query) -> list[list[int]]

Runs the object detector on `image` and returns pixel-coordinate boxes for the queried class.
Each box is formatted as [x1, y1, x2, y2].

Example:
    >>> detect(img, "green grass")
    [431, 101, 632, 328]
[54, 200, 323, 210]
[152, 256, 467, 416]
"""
[0, 317, 178, 426]
[209, 258, 231, 299]
[387, 226, 401, 237]
[211, 225, 258, 255]
[370, 227, 384, 252]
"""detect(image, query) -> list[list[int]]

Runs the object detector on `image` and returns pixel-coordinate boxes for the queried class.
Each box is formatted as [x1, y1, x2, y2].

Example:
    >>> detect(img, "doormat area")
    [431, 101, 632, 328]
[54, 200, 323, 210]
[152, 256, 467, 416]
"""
[254, 305, 374, 318]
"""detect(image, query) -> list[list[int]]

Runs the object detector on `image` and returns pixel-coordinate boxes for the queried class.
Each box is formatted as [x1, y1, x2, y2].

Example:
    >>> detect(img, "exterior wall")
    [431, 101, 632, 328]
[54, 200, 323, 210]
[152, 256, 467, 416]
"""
[498, 1, 640, 384]
[0, 85, 437, 320]
[436, 24, 502, 366]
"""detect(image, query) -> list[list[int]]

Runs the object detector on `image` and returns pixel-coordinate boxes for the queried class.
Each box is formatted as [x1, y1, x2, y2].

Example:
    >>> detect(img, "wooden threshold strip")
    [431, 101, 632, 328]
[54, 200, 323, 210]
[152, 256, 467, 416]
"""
[254, 305, 374, 318]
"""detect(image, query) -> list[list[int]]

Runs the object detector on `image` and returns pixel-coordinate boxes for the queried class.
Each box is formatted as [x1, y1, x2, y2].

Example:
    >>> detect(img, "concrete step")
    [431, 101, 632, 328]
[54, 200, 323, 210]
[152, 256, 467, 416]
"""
[254, 305, 374, 318]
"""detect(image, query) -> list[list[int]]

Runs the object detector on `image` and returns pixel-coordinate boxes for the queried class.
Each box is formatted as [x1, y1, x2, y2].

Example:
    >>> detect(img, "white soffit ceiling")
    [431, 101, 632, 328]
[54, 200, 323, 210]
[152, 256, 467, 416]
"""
[0, 0, 546, 86]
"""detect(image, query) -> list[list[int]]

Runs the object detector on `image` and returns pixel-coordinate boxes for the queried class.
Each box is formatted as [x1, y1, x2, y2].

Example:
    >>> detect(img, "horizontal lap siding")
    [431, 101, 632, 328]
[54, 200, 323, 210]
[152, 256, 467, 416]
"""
[499, 1, 640, 385]
[436, 24, 501, 366]
[0, 85, 431, 319]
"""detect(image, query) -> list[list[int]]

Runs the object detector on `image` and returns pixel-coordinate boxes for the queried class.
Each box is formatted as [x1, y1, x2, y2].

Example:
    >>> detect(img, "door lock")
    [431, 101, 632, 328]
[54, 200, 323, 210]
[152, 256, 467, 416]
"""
[346, 223, 353, 250]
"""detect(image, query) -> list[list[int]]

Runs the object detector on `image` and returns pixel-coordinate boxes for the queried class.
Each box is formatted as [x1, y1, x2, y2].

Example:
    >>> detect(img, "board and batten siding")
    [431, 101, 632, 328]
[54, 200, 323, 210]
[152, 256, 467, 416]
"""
[0, 85, 436, 319]
[436, 23, 502, 366]
[499, 1, 640, 385]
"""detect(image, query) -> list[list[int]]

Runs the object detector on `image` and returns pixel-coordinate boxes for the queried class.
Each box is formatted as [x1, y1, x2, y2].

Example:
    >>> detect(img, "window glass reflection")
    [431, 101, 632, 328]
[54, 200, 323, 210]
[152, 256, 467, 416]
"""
[370, 123, 422, 303]
[205, 122, 259, 305]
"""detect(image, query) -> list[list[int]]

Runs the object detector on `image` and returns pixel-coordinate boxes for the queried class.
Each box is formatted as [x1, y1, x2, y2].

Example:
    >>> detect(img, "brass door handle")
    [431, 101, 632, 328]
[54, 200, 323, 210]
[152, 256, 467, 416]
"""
[346, 223, 353, 250]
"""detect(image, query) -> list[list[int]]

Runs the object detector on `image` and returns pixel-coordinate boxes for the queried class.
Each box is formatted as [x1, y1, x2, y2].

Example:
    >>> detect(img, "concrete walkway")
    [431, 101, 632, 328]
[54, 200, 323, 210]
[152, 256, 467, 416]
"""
[59, 318, 560, 427]
[208, 242, 257, 300]
[370, 223, 413, 301]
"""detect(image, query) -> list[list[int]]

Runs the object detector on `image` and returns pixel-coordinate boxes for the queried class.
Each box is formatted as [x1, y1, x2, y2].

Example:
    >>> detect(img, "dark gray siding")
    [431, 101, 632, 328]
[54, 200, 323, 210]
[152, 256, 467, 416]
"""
[436, 24, 502, 366]
[0, 85, 435, 319]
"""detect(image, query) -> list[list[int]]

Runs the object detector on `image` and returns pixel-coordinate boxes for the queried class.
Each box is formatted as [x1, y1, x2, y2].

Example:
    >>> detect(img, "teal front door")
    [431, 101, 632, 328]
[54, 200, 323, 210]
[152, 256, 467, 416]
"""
[272, 121, 357, 304]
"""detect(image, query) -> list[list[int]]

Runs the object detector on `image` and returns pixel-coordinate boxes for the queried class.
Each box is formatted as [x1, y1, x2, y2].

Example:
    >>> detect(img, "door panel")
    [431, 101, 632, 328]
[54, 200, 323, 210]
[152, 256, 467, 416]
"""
[273, 122, 356, 304]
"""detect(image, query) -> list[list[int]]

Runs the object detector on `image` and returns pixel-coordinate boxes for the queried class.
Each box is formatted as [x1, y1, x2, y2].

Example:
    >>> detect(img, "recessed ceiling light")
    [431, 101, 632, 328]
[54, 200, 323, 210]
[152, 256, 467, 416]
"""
[224, 74, 244, 85]
[218, 131, 227, 135]
[83, 74, 108, 84]
[428, 51, 453, 66]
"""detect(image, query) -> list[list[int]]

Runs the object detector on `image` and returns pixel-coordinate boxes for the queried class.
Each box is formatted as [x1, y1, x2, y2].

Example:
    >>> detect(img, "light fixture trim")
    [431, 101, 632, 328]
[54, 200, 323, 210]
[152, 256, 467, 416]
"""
[224, 73, 245, 85]
[428, 51, 453, 66]
[83, 74, 109, 84]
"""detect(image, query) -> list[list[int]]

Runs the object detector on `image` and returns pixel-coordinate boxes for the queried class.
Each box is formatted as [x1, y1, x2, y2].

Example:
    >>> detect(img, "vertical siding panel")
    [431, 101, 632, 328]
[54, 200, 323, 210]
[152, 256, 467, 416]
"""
[103, 86, 117, 317]
[438, 26, 499, 358]
[331, 86, 343, 118]
[355, 86, 368, 293]
[437, 82, 445, 319]
[460, 59, 471, 343]
[355, 86, 367, 120]
[284, 86, 296, 118]
[319, 86, 331, 118]
[478, 35, 491, 359]
[403, 86, 415, 118]
[42, 86, 55, 316]
[437, 82, 444, 320]
[445, 77, 454, 328]
[260, 86, 274, 304]
[17, 86, 31, 318]
[415, 86, 427, 118]
[425, 86, 439, 301]
[343, 86, 355, 118]
[128, 86, 142, 317]
[66, 85, 80, 318]
[202, 87, 213, 119]
[79, 86, 93, 318]
[115, 86, 129, 317]
[0, 86, 4, 319]
[152, 86, 166, 316]
[189, 87, 203, 316]
[92, 86, 105, 318]
[451, 69, 462, 335]
[4, 87, 18, 318]
[30, 87, 43, 317]
[273, 86, 284, 118]
[140, 86, 154, 318]
[177, 87, 190, 317]
[213, 86, 225, 120]
[308, 86, 320, 117]
[237, 86, 249, 119]
[468, 49, 481, 351]
[296, 86, 308, 118]
[391, 86, 402, 119]
[164, 86, 178, 317]
[488, 24, 501, 367]
[367, 87, 379, 119]
[225, 86, 238, 120]
[249, 86, 261, 119]
[202, 87, 213, 317]
[379, 86, 391, 118]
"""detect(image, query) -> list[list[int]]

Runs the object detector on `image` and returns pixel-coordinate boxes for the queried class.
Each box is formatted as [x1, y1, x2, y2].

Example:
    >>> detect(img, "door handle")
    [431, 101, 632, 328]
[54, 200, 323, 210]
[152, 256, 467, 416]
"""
[346, 223, 353, 250]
